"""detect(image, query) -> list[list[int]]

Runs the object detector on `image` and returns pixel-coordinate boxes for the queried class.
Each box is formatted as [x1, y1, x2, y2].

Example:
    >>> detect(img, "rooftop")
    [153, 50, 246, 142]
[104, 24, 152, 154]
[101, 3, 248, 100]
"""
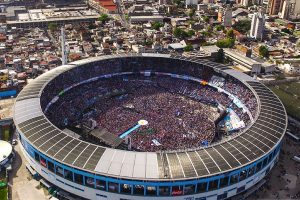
[7, 7, 99, 23]
[0, 140, 12, 164]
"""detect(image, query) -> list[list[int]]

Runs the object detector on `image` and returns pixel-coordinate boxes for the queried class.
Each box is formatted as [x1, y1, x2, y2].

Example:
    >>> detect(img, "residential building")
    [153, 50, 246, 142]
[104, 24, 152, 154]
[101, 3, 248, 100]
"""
[236, 0, 249, 7]
[250, 10, 265, 41]
[185, 0, 198, 7]
[5, 7, 99, 28]
[267, 0, 284, 15]
[158, 0, 172, 5]
[280, 0, 300, 20]
[88, 0, 117, 14]
[202, 0, 214, 3]
[129, 16, 164, 23]
[218, 8, 223, 23]
[278, 63, 300, 74]
[223, 7, 233, 27]
[280, 0, 291, 19]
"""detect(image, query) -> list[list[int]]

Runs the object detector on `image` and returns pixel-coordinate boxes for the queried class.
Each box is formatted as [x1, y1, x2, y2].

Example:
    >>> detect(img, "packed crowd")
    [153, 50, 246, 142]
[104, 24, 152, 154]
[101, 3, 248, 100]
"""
[43, 72, 257, 151]
[222, 79, 257, 118]
[97, 79, 217, 151]
[40, 57, 214, 110]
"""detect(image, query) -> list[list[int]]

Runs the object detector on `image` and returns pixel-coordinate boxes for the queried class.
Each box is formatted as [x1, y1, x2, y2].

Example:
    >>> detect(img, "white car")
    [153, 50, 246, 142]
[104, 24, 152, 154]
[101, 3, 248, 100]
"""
[12, 139, 17, 145]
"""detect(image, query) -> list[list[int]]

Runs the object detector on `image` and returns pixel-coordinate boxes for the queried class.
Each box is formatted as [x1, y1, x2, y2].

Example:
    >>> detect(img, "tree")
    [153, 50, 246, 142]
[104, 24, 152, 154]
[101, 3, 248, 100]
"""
[216, 38, 235, 48]
[281, 28, 292, 35]
[125, 14, 129, 21]
[259, 45, 269, 58]
[202, 30, 211, 37]
[173, 0, 181, 5]
[99, 14, 109, 23]
[184, 44, 193, 52]
[173, 27, 182, 38]
[232, 20, 251, 34]
[173, 27, 188, 39]
[88, 23, 96, 29]
[187, 29, 195, 37]
[152, 22, 163, 30]
[216, 48, 225, 63]
[143, 40, 153, 46]
[181, 30, 189, 38]
[215, 25, 224, 31]
[48, 22, 57, 32]
[203, 16, 210, 23]
[207, 26, 212, 33]
[188, 9, 195, 18]
[173, 0, 184, 7]
[188, 20, 195, 25]
[226, 28, 235, 39]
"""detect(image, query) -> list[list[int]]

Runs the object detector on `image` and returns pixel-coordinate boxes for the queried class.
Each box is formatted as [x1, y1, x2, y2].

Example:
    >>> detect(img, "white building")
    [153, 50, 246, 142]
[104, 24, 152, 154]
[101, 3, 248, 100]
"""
[278, 63, 300, 74]
[132, 45, 146, 53]
[202, 0, 214, 4]
[129, 16, 164, 24]
[294, 0, 300, 15]
[0, 140, 13, 170]
[237, 0, 249, 6]
[280, 0, 300, 20]
[243, 0, 249, 6]
[280, 0, 290, 19]
[250, 11, 265, 41]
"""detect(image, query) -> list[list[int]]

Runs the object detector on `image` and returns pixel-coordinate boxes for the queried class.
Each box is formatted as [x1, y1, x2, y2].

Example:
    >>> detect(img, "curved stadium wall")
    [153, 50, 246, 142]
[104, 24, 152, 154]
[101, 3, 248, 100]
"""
[13, 54, 287, 200]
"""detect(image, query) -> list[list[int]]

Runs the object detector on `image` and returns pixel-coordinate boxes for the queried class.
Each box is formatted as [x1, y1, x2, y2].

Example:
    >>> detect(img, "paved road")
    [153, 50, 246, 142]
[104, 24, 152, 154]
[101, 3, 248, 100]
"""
[8, 137, 48, 200]
[115, 0, 129, 29]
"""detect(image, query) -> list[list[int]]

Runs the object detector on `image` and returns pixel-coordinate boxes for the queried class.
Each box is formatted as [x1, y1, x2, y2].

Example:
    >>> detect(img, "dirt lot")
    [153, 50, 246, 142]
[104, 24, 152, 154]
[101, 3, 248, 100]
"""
[0, 98, 15, 119]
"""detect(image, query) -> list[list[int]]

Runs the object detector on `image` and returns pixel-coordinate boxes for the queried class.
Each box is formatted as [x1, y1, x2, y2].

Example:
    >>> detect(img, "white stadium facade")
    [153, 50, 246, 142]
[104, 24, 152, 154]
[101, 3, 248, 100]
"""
[13, 54, 287, 200]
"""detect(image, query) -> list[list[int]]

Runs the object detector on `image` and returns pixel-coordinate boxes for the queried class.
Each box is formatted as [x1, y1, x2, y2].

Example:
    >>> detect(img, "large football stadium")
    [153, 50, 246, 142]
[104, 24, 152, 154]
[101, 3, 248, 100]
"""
[13, 54, 287, 200]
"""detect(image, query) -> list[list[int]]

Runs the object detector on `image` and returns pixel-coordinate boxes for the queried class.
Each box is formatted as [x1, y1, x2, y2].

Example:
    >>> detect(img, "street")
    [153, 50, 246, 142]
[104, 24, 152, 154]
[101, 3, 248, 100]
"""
[8, 136, 48, 200]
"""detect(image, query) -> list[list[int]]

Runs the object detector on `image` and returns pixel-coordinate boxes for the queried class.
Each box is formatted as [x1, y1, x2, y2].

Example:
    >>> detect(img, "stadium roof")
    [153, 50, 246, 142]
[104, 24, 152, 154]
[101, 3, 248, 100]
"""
[89, 128, 123, 148]
[13, 53, 287, 180]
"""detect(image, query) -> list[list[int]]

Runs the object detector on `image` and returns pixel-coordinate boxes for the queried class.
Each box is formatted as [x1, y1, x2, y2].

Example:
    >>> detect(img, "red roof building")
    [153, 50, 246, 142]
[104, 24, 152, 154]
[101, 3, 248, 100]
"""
[89, 0, 117, 14]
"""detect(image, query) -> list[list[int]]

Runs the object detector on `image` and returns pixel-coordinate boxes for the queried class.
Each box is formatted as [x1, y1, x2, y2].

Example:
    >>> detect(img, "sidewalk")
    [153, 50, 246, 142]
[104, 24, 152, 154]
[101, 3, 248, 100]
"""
[9, 141, 48, 200]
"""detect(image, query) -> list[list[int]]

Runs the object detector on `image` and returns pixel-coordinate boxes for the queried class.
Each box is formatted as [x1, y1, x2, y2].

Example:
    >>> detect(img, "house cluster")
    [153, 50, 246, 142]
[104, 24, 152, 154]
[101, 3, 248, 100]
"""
[0, 25, 61, 83]
[0, 0, 299, 76]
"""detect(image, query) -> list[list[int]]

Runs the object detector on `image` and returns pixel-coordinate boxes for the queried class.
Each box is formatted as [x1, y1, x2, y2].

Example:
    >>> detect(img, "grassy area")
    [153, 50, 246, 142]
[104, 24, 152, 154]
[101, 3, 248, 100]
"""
[275, 18, 288, 26]
[2, 130, 10, 142]
[0, 171, 6, 182]
[294, 30, 300, 37]
[0, 187, 7, 200]
[269, 82, 300, 120]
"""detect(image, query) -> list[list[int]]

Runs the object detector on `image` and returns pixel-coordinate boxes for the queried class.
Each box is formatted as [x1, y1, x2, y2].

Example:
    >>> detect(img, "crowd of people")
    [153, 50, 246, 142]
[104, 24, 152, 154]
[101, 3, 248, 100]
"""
[222, 78, 257, 118]
[40, 57, 259, 151]
[40, 57, 214, 110]
[43, 71, 258, 151]
[97, 79, 217, 151]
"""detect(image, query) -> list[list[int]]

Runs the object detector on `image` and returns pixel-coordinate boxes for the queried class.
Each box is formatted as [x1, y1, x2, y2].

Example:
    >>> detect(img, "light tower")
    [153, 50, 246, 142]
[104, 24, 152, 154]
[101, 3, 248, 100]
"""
[61, 27, 67, 65]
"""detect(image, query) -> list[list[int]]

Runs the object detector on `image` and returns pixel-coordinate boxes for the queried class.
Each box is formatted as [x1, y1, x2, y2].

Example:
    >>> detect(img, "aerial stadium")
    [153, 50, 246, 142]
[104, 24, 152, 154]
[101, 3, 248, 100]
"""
[13, 54, 287, 200]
